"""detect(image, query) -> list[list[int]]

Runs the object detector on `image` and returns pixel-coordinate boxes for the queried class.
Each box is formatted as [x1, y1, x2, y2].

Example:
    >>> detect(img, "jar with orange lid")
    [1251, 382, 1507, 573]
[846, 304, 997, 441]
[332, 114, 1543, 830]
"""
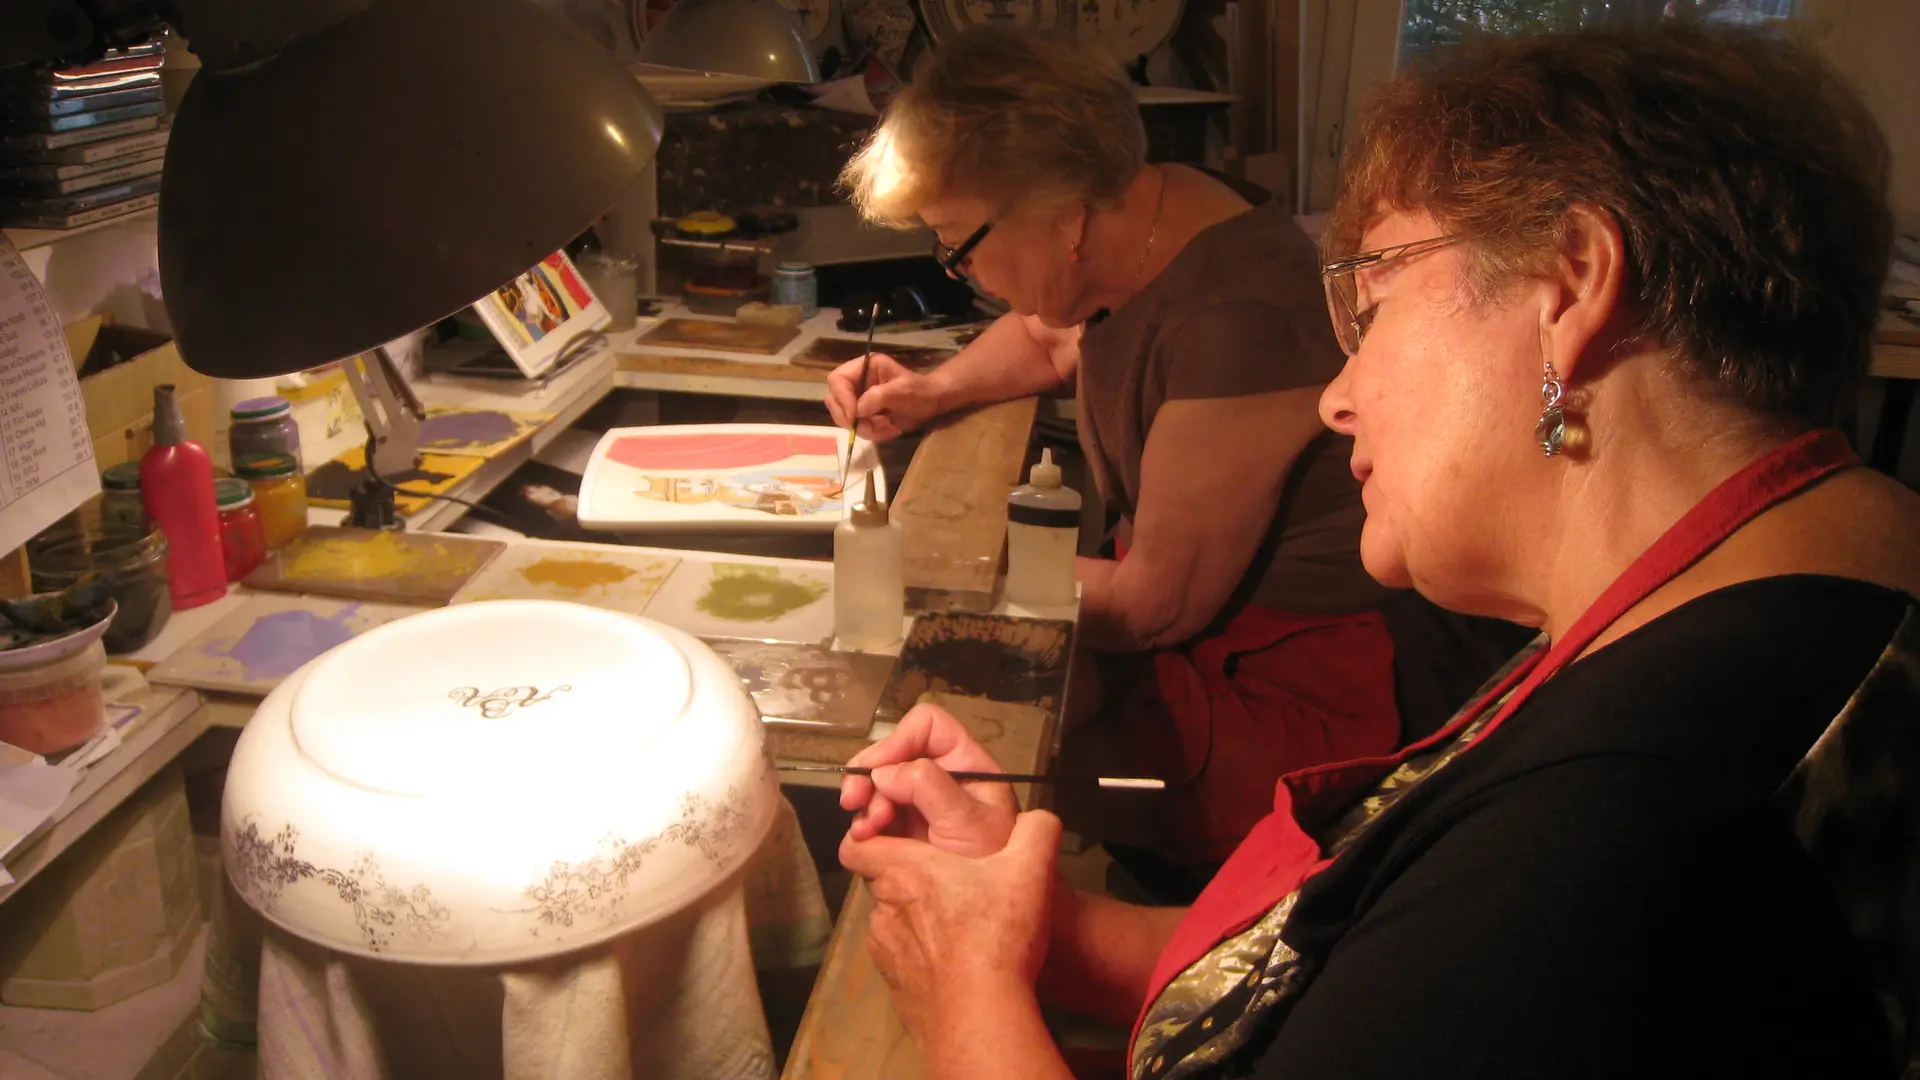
[235, 452, 308, 549]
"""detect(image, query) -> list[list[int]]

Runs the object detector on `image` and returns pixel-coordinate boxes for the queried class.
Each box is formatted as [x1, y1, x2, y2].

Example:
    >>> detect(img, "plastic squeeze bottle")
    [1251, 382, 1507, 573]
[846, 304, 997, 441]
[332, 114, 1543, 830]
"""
[140, 384, 227, 610]
[834, 471, 905, 650]
[1004, 448, 1081, 607]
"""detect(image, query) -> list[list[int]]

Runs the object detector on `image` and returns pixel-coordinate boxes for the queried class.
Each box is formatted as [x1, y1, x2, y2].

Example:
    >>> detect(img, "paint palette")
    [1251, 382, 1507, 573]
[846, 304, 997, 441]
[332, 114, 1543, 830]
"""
[245, 527, 505, 606]
[418, 406, 551, 458]
[576, 424, 886, 533]
[147, 594, 426, 696]
[640, 557, 835, 645]
[701, 638, 896, 735]
[878, 612, 1075, 721]
[449, 542, 680, 614]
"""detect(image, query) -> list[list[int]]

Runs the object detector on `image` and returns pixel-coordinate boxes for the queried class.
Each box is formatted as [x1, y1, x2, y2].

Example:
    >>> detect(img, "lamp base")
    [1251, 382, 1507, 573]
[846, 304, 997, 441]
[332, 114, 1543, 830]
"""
[346, 480, 404, 531]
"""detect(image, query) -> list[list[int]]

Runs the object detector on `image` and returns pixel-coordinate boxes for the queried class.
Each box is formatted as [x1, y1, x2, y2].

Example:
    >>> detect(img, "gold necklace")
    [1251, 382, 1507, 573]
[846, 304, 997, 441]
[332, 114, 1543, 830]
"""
[1127, 168, 1165, 295]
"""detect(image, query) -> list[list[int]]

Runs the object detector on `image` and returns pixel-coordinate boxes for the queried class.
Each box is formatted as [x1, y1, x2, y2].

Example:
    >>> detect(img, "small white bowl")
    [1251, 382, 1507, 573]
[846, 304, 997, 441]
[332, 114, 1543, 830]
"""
[221, 600, 777, 965]
[0, 601, 118, 674]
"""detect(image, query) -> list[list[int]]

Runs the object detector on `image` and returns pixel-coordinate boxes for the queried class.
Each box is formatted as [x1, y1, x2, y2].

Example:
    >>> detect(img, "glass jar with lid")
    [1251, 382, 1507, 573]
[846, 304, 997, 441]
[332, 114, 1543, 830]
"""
[29, 527, 173, 653]
[235, 452, 308, 549]
[229, 396, 303, 472]
[99, 461, 146, 534]
[214, 477, 267, 582]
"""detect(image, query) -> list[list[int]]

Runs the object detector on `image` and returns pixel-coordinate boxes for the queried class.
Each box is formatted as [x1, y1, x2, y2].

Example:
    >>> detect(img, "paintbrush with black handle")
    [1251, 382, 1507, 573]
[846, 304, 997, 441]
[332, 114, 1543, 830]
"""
[778, 763, 1166, 790]
[844, 300, 881, 490]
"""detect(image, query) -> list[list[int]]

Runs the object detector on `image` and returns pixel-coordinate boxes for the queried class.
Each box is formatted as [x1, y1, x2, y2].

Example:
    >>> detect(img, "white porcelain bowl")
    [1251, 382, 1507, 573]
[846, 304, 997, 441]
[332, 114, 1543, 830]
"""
[221, 600, 777, 965]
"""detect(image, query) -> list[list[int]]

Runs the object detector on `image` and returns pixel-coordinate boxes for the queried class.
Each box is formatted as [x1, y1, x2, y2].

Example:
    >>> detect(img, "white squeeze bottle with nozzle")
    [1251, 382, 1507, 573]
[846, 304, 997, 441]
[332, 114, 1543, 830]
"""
[1004, 448, 1081, 607]
[834, 471, 906, 650]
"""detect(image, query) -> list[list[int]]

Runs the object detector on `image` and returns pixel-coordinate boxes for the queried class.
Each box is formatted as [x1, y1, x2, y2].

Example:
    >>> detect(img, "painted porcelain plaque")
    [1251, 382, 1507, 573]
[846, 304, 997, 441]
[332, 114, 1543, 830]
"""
[220, 601, 778, 965]
[576, 424, 886, 533]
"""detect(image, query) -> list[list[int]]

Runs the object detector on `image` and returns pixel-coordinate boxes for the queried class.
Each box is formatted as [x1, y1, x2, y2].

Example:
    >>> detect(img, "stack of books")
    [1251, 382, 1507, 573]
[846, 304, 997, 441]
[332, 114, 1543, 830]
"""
[0, 37, 169, 231]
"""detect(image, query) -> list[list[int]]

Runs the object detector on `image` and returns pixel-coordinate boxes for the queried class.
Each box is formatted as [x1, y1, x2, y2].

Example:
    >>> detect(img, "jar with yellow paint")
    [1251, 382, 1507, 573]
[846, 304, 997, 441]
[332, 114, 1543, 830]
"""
[235, 452, 308, 549]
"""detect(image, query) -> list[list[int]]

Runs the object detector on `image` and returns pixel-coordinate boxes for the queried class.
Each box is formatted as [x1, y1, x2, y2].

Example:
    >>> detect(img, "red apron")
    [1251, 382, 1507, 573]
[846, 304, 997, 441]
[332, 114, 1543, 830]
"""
[1130, 428, 1862, 1051]
[1074, 544, 1401, 864]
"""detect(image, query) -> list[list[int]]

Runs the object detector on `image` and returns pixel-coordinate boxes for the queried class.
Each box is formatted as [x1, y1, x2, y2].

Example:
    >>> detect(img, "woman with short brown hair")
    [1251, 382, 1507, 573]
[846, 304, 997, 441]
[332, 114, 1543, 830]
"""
[833, 23, 1920, 1079]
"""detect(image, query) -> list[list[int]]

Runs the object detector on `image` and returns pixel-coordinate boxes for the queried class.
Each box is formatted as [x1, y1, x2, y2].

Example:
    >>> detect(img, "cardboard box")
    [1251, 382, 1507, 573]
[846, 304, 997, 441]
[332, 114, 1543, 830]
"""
[75, 324, 215, 470]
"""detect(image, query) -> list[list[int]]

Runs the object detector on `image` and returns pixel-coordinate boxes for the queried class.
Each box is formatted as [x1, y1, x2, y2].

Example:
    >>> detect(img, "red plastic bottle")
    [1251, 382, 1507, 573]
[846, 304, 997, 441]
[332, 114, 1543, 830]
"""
[140, 385, 227, 610]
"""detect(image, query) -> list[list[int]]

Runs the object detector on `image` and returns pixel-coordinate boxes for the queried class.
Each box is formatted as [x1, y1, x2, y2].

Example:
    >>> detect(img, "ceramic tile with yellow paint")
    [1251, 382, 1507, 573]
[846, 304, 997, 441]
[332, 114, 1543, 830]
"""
[449, 542, 680, 614]
[304, 446, 487, 515]
[640, 557, 835, 645]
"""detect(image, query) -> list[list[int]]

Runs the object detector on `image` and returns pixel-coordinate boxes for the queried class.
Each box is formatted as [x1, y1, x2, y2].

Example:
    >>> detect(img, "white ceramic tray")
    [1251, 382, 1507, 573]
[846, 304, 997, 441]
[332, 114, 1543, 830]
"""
[577, 423, 886, 534]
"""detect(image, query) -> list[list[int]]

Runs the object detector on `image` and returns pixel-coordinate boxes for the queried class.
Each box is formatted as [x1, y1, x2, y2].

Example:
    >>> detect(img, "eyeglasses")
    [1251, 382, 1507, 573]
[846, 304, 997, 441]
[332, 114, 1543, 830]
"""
[1320, 235, 1466, 355]
[933, 219, 992, 281]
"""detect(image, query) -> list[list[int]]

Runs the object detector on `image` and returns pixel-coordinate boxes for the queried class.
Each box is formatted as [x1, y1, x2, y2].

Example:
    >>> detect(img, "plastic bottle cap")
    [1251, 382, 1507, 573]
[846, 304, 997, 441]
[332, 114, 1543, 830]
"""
[213, 477, 255, 509]
[1028, 448, 1062, 489]
[101, 461, 142, 491]
[231, 396, 291, 420]
[850, 470, 889, 526]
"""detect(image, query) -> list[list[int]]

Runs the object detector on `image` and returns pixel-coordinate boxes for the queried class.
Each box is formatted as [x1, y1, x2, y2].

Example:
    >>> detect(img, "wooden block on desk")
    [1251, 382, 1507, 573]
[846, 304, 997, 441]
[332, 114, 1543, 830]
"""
[637, 317, 801, 354]
[617, 350, 828, 384]
[891, 398, 1038, 596]
[789, 337, 956, 373]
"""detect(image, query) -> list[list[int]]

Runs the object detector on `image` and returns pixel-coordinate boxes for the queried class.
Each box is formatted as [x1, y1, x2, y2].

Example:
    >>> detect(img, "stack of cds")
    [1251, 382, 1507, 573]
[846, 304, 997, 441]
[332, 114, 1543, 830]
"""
[0, 37, 168, 231]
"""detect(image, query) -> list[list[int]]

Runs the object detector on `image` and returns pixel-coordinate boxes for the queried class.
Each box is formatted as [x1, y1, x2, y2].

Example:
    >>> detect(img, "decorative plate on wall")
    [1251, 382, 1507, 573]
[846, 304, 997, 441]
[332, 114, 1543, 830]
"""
[774, 0, 839, 45]
[918, 0, 1070, 45]
[1076, 0, 1184, 62]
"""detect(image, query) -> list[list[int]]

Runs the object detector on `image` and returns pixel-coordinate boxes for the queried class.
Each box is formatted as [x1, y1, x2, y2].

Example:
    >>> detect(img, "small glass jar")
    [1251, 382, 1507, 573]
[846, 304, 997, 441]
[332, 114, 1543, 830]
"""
[99, 461, 146, 534]
[214, 477, 266, 582]
[771, 261, 818, 318]
[29, 527, 173, 654]
[577, 250, 640, 332]
[235, 452, 308, 549]
[229, 396, 303, 472]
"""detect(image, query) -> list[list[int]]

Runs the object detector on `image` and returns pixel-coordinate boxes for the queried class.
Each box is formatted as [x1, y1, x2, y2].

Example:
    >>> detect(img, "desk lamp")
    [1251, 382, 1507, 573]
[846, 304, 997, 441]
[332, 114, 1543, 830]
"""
[9, 0, 665, 527]
[637, 0, 820, 83]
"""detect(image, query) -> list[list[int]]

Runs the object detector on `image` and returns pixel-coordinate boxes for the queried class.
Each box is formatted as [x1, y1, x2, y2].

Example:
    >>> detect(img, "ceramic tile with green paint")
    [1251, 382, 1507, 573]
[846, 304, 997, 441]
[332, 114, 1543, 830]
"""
[641, 558, 835, 645]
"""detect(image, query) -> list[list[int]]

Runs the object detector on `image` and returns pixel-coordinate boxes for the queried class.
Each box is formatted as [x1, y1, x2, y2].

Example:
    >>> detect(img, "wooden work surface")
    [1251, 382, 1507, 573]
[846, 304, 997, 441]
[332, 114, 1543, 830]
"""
[783, 695, 1057, 1080]
[782, 398, 1047, 1080]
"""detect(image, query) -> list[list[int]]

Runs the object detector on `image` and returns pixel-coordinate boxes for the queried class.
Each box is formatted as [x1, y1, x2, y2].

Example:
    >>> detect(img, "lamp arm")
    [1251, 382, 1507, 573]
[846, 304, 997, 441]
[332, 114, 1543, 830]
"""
[341, 347, 425, 478]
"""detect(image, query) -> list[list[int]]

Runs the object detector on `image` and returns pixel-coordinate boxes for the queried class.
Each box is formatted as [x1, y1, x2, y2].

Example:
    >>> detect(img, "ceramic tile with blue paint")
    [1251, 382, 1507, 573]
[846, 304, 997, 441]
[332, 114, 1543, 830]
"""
[147, 595, 427, 697]
[640, 557, 835, 645]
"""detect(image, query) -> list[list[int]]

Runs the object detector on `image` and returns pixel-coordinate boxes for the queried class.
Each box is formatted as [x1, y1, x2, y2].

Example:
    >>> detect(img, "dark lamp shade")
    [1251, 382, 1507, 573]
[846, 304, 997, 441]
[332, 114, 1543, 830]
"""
[636, 0, 819, 84]
[160, 0, 664, 379]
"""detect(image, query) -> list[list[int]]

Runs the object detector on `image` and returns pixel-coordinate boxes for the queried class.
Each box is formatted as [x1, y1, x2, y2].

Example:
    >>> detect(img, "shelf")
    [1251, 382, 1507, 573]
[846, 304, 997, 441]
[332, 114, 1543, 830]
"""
[3, 205, 158, 252]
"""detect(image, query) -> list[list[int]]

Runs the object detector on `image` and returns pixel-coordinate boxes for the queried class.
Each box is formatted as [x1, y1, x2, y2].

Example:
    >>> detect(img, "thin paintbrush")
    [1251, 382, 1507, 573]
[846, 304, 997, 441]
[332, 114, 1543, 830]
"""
[845, 299, 880, 489]
[778, 763, 1166, 790]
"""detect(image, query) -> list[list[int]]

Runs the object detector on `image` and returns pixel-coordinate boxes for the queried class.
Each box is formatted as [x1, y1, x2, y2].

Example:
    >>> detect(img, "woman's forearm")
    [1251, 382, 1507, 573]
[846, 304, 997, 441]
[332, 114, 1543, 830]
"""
[923, 974, 1076, 1080]
[1039, 883, 1187, 1026]
[923, 313, 1065, 414]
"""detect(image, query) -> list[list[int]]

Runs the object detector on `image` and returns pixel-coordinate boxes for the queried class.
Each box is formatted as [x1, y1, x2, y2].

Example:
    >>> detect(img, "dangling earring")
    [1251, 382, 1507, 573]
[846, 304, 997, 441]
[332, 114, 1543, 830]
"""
[1536, 361, 1567, 457]
[1068, 242, 1081, 264]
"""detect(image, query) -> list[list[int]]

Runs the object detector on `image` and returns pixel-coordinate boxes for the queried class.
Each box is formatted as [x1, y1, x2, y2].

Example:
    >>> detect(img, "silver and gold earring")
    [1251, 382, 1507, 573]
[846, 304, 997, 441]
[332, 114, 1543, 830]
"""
[1536, 361, 1567, 457]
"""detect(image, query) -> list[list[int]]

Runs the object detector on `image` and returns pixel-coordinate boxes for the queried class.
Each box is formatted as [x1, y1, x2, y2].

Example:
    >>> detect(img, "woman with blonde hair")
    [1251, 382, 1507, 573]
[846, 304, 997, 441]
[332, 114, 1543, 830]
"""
[834, 23, 1919, 1079]
[830, 26, 1522, 891]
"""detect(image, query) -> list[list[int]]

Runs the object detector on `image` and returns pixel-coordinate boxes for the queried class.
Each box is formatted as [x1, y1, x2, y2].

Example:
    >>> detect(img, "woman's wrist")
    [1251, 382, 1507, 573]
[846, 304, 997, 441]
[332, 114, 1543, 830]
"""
[921, 972, 1063, 1079]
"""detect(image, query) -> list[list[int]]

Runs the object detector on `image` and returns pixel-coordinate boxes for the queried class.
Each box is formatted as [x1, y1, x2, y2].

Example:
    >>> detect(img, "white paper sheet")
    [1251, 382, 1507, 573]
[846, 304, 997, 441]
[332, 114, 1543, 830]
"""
[0, 236, 98, 557]
[0, 757, 80, 868]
